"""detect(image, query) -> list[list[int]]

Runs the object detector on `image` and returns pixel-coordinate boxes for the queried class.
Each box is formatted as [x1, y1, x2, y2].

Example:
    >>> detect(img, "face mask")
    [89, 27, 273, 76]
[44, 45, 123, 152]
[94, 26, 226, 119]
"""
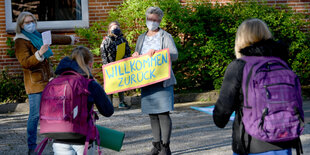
[23, 22, 36, 33]
[111, 28, 121, 36]
[146, 20, 159, 31]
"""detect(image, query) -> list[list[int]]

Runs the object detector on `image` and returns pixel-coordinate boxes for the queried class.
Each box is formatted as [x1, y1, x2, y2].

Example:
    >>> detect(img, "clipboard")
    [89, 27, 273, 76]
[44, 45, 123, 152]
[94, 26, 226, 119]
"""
[115, 42, 126, 61]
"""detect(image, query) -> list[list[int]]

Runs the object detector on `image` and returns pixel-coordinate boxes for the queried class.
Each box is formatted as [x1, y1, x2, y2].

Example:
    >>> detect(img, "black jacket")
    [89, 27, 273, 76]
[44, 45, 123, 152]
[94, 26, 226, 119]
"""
[100, 34, 131, 65]
[54, 56, 114, 144]
[213, 39, 298, 154]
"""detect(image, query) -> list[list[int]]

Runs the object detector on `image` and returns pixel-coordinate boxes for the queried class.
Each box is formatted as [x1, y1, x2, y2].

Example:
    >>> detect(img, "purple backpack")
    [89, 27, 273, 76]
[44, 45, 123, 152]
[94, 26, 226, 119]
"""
[35, 71, 101, 155]
[241, 56, 304, 142]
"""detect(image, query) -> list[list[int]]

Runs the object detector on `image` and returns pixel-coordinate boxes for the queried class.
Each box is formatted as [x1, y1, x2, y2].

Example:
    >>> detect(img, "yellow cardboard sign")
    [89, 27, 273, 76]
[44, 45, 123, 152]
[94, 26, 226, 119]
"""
[102, 48, 171, 95]
[116, 42, 126, 61]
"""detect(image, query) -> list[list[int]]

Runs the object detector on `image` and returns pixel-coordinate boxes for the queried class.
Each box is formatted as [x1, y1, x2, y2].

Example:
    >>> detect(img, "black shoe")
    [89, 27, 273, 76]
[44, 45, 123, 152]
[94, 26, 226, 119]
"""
[148, 141, 161, 155]
[159, 142, 171, 155]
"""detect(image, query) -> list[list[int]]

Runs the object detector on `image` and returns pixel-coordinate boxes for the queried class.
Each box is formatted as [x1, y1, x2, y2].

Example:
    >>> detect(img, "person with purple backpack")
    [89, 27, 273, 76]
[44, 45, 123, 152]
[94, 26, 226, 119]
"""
[51, 46, 114, 154]
[213, 18, 304, 155]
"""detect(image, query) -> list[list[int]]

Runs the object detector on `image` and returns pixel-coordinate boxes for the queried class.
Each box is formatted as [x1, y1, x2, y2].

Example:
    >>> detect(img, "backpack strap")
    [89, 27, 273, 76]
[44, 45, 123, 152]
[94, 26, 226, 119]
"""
[34, 138, 50, 155]
[83, 105, 101, 155]
[61, 70, 83, 76]
[295, 137, 303, 155]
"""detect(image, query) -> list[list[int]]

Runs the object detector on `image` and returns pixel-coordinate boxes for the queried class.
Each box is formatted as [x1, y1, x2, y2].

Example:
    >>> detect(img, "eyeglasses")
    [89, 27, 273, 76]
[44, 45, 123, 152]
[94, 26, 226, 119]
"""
[147, 18, 159, 22]
[24, 20, 34, 25]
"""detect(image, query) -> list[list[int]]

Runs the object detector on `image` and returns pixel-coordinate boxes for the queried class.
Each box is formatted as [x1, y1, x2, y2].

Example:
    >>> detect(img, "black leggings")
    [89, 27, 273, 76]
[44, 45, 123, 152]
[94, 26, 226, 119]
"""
[149, 112, 172, 144]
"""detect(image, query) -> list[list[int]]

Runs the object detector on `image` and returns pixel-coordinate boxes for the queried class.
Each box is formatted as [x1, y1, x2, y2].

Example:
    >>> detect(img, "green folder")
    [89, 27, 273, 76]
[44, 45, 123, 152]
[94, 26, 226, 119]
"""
[115, 42, 126, 61]
[95, 125, 125, 151]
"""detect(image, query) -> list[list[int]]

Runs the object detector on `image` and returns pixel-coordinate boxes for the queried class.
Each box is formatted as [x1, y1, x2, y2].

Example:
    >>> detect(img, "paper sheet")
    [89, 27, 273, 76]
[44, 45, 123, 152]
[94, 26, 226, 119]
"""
[42, 31, 52, 45]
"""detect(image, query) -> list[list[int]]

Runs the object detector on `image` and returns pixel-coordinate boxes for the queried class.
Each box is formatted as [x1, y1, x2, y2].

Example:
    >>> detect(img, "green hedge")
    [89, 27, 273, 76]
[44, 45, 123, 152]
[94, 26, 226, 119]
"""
[77, 0, 310, 93]
[0, 69, 26, 103]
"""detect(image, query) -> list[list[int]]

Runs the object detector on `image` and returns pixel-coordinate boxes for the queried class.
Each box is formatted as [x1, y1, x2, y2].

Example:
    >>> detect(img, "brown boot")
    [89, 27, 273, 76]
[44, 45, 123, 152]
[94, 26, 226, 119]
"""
[159, 142, 171, 155]
[149, 141, 161, 155]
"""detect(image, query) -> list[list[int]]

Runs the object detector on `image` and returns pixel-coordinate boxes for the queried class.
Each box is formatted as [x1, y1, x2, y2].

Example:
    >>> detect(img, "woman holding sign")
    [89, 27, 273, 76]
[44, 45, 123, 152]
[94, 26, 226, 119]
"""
[132, 7, 178, 155]
[100, 21, 132, 109]
[14, 11, 77, 155]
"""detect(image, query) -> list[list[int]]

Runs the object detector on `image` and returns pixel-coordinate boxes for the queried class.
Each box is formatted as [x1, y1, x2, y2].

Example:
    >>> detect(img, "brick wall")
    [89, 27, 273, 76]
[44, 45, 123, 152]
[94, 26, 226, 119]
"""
[0, 0, 309, 77]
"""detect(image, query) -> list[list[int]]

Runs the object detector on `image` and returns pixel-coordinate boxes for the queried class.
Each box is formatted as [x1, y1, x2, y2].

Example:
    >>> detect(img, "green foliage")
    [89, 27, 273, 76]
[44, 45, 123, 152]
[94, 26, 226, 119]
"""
[77, 0, 310, 93]
[107, 0, 159, 49]
[6, 37, 15, 58]
[0, 69, 26, 103]
[75, 21, 105, 54]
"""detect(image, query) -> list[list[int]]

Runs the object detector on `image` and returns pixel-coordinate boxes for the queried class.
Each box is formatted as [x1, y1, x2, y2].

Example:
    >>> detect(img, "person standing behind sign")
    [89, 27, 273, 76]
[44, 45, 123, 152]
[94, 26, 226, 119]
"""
[132, 7, 178, 155]
[100, 21, 131, 109]
[14, 11, 77, 155]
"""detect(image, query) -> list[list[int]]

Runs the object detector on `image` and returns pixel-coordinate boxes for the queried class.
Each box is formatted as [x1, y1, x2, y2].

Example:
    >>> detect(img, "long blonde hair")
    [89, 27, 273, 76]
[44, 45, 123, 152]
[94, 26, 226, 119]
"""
[234, 18, 272, 58]
[70, 46, 93, 78]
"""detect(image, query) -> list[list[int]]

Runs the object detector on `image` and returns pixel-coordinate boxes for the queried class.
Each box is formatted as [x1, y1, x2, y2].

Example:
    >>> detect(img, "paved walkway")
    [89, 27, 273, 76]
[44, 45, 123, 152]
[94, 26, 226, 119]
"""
[0, 101, 309, 155]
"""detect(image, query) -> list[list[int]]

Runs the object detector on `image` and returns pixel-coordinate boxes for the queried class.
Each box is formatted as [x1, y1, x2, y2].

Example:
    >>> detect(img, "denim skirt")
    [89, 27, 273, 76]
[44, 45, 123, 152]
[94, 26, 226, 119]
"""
[141, 82, 174, 114]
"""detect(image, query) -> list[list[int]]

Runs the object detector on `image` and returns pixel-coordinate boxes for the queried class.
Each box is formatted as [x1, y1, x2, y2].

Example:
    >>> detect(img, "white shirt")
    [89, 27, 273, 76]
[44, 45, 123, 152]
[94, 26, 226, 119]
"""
[141, 32, 161, 55]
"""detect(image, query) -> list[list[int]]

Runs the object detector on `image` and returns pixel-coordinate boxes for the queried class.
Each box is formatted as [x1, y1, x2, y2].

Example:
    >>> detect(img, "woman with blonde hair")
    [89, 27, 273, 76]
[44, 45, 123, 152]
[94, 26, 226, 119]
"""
[100, 21, 131, 109]
[213, 18, 299, 155]
[52, 46, 114, 155]
[14, 11, 77, 155]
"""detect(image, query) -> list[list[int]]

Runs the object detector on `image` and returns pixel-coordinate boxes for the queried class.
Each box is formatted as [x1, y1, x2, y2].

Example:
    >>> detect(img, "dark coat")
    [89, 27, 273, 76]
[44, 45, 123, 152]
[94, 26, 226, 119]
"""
[213, 39, 298, 154]
[100, 34, 131, 65]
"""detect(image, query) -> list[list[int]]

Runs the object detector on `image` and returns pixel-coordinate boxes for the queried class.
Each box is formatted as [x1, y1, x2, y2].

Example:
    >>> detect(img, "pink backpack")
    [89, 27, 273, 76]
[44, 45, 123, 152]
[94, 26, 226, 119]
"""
[35, 71, 101, 155]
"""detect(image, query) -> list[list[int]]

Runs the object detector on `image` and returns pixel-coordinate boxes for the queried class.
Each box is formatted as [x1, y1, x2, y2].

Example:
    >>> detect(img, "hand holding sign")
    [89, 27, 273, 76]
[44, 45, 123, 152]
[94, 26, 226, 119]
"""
[147, 49, 156, 57]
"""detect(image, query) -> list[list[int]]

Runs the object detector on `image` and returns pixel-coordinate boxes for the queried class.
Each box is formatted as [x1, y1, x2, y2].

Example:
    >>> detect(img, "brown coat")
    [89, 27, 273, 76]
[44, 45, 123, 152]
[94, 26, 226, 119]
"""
[14, 34, 72, 94]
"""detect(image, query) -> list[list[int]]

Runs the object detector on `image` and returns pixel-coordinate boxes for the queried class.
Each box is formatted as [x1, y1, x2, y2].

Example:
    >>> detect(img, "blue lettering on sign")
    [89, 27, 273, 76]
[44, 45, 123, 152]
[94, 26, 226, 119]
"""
[124, 76, 130, 86]
[137, 72, 143, 82]
[114, 51, 169, 88]
[162, 53, 168, 63]
[136, 60, 142, 71]
[143, 58, 150, 69]
[105, 68, 114, 79]
[124, 63, 130, 74]
[117, 69, 158, 87]
[144, 71, 149, 80]
[157, 54, 162, 66]
[115, 66, 118, 77]
[130, 60, 136, 72]
[118, 77, 123, 87]
[150, 69, 156, 79]
[131, 74, 136, 84]
[118, 65, 124, 76]
[151, 56, 156, 67]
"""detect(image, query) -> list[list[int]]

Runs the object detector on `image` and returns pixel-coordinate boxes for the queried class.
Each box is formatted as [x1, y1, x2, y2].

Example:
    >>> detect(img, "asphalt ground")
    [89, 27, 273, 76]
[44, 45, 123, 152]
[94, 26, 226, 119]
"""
[0, 100, 309, 155]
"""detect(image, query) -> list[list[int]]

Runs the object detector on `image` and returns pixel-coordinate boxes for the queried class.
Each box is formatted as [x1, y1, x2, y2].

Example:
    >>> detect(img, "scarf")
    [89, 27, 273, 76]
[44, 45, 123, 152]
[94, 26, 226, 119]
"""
[21, 30, 53, 59]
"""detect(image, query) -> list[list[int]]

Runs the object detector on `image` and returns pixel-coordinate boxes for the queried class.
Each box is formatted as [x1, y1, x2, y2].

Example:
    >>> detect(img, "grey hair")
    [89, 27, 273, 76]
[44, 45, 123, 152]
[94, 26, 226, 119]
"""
[15, 12, 37, 33]
[145, 7, 164, 21]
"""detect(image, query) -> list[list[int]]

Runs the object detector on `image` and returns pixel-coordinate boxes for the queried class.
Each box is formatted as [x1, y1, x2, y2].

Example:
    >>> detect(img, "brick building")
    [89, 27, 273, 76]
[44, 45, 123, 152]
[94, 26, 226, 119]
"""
[0, 0, 309, 78]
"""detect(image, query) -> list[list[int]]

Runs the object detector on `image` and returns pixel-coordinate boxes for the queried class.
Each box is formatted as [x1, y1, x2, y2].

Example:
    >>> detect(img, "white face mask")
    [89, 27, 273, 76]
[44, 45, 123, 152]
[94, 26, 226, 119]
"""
[23, 22, 36, 33]
[146, 20, 159, 31]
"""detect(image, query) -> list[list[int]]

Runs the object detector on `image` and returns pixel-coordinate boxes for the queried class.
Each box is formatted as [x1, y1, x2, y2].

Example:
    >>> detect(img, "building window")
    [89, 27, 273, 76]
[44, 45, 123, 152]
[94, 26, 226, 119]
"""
[5, 0, 89, 33]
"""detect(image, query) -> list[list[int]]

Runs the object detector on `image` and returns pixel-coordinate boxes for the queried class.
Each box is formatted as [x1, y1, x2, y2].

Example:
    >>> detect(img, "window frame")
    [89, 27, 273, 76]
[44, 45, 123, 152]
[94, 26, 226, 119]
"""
[5, 0, 89, 33]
